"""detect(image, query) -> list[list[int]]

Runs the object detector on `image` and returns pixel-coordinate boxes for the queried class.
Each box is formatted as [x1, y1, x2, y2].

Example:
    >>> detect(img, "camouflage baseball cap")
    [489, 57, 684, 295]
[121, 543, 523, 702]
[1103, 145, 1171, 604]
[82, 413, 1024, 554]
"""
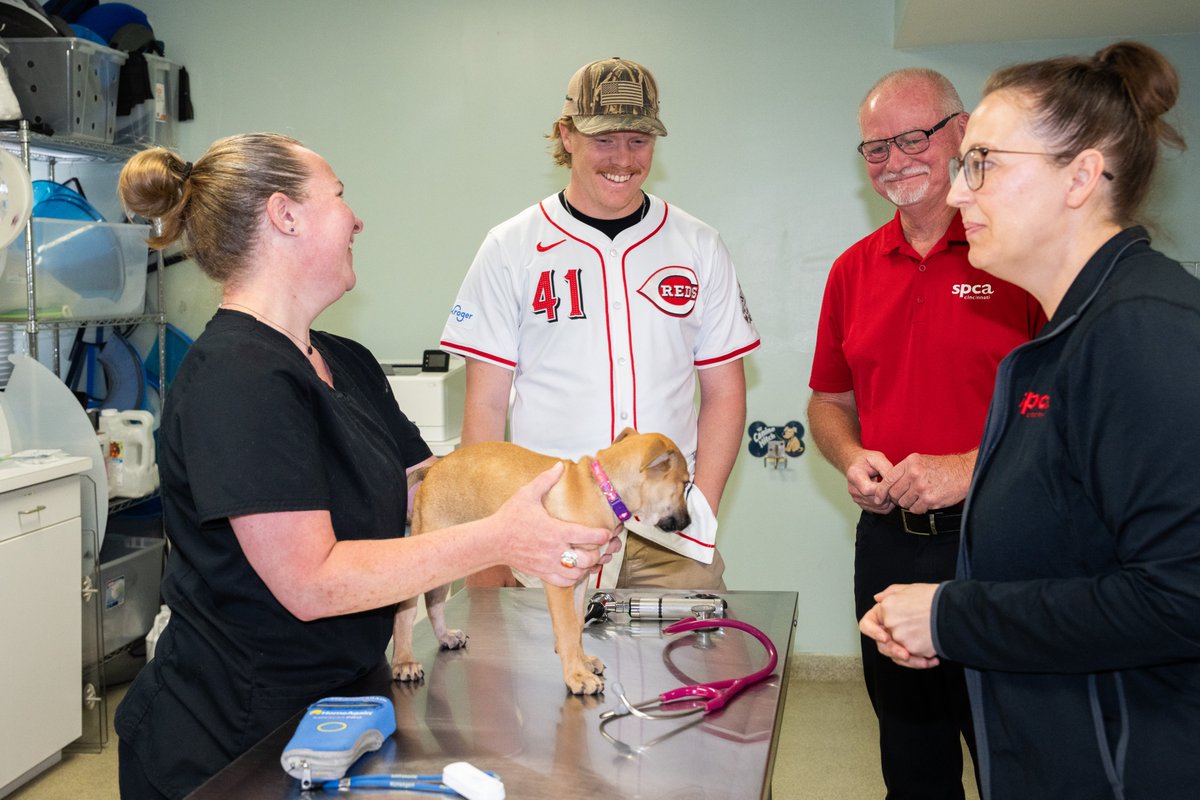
[562, 57, 667, 137]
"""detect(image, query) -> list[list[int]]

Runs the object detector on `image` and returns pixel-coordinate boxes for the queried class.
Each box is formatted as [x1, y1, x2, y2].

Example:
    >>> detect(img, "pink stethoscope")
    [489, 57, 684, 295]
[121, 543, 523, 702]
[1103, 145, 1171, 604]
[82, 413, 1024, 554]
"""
[599, 615, 779, 723]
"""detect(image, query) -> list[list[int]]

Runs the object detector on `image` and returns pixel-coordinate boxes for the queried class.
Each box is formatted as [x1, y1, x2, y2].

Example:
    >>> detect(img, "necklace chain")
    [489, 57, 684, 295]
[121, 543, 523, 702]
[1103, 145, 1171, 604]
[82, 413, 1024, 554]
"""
[220, 302, 314, 356]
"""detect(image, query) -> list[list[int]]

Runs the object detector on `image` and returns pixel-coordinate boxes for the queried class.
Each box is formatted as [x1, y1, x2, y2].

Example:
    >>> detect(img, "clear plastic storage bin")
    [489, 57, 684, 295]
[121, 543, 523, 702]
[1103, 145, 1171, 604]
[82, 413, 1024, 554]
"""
[0, 219, 149, 320]
[0, 37, 128, 143]
[98, 533, 166, 654]
[114, 54, 180, 148]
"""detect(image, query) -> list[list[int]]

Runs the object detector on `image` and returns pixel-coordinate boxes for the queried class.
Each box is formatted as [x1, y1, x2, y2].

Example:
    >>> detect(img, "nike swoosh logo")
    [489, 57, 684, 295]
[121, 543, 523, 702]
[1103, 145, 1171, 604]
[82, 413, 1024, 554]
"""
[536, 239, 566, 252]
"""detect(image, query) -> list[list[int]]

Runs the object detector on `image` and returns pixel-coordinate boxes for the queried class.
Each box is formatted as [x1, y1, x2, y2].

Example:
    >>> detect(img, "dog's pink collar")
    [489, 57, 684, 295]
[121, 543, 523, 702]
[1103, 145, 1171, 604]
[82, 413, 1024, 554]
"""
[590, 459, 632, 522]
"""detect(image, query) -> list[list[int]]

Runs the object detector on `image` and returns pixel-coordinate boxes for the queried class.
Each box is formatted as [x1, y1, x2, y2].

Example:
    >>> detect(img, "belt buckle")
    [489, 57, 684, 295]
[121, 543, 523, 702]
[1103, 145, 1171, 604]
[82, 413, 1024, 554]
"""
[900, 509, 936, 536]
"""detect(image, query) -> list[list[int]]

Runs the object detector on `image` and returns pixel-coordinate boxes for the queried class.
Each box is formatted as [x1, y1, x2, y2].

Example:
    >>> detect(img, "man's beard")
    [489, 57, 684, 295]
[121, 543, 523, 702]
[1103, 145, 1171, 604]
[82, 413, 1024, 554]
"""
[883, 165, 932, 206]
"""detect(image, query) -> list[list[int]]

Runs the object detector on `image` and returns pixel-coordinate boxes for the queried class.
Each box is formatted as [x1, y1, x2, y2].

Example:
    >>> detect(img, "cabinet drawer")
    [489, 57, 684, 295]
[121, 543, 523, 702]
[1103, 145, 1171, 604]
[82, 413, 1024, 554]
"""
[0, 476, 80, 542]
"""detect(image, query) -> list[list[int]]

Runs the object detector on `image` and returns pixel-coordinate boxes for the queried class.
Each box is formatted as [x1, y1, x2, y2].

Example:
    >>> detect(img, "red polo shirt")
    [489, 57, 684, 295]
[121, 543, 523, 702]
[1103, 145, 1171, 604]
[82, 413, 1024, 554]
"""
[810, 211, 1044, 464]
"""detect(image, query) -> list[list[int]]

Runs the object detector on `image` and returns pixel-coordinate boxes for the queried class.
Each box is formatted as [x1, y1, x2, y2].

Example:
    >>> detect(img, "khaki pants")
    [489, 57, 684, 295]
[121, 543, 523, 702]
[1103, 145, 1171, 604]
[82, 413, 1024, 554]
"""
[616, 535, 727, 590]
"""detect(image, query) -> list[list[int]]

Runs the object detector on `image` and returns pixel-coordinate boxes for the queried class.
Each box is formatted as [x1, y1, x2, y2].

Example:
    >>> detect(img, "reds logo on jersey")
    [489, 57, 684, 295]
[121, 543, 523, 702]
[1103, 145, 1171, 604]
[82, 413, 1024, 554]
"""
[638, 266, 699, 318]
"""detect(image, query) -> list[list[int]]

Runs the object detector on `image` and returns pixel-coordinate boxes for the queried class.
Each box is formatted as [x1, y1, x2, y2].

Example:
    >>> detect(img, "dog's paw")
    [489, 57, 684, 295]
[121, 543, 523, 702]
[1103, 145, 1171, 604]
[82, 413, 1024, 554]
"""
[566, 669, 605, 695]
[437, 629, 468, 650]
[392, 660, 425, 682]
[584, 654, 605, 675]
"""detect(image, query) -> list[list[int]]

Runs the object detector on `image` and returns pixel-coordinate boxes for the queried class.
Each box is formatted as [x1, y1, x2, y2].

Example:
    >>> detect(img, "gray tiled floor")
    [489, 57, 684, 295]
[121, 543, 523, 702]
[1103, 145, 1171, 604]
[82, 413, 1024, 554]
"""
[9, 676, 979, 800]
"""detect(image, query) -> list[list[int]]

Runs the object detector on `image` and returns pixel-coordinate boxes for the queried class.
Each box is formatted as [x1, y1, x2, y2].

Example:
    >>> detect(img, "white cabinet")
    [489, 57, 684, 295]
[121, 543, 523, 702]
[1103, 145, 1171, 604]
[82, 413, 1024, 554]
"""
[0, 470, 86, 799]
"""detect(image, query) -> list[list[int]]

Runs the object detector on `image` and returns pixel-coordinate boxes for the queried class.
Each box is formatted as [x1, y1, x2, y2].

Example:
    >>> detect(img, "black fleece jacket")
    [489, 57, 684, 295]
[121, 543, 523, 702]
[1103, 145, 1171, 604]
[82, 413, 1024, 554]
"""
[932, 227, 1200, 800]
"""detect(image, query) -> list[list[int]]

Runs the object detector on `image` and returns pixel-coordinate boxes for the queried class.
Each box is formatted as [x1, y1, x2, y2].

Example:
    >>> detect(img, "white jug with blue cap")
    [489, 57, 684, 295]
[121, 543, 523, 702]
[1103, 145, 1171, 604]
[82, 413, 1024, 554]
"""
[99, 408, 157, 498]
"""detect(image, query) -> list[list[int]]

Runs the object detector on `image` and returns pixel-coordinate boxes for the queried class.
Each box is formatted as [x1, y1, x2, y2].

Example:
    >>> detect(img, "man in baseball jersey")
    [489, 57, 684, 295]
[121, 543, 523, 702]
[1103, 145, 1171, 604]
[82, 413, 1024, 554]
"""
[808, 69, 1044, 799]
[439, 56, 759, 590]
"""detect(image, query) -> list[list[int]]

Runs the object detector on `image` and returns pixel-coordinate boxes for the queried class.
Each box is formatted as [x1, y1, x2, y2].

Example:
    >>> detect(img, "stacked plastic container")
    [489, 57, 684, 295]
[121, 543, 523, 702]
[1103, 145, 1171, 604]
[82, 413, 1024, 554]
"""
[114, 53, 180, 148]
[0, 37, 127, 142]
[0, 218, 150, 320]
[0, 38, 151, 321]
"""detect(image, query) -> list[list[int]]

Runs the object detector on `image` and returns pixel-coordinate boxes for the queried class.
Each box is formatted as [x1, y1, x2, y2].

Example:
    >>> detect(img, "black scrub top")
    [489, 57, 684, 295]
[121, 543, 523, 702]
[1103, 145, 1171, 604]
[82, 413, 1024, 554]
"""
[115, 309, 431, 799]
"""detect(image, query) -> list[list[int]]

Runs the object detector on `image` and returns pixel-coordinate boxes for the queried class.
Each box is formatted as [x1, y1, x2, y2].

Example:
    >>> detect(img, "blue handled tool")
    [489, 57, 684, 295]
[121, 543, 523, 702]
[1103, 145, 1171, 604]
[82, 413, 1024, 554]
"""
[311, 773, 460, 794]
[307, 769, 501, 795]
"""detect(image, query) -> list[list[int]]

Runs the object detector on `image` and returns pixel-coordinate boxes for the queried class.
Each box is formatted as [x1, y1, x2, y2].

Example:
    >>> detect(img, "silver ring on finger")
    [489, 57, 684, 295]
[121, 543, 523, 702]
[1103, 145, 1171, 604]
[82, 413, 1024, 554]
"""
[560, 549, 579, 569]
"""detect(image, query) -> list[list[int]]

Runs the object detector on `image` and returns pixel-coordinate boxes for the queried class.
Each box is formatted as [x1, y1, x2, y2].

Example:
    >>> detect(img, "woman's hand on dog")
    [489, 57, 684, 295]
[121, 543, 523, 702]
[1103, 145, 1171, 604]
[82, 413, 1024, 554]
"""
[497, 462, 622, 587]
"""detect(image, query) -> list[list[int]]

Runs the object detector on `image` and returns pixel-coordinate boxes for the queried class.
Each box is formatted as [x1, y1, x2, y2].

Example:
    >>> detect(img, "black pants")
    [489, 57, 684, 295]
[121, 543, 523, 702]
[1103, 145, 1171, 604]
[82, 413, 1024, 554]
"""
[119, 739, 173, 800]
[854, 510, 979, 800]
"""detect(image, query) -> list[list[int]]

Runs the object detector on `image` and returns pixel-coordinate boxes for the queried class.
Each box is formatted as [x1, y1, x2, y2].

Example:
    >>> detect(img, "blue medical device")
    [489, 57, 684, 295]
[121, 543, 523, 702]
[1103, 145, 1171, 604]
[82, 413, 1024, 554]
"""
[280, 696, 396, 788]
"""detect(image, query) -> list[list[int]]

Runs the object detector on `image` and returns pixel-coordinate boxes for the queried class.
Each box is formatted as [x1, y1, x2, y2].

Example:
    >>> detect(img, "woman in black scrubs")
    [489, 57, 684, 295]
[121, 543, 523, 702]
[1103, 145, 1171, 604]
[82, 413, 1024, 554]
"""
[114, 134, 617, 799]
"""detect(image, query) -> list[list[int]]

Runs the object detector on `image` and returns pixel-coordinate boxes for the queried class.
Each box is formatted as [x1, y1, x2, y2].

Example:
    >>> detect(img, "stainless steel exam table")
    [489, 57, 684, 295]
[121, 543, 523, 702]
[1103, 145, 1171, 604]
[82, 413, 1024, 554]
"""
[187, 588, 798, 800]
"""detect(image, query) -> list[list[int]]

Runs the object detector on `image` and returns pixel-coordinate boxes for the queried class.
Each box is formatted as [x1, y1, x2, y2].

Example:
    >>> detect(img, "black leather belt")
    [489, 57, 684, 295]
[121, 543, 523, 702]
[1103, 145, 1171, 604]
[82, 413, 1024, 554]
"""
[882, 503, 964, 536]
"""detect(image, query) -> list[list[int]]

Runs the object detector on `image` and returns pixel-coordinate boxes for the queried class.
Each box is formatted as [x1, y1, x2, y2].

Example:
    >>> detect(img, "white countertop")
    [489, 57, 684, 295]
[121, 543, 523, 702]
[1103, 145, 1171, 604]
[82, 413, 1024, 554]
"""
[0, 454, 91, 494]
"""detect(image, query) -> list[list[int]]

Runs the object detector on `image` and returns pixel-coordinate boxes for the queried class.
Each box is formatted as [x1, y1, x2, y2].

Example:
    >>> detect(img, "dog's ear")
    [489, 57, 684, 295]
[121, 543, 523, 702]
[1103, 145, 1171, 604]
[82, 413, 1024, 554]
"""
[642, 436, 679, 473]
[614, 427, 638, 443]
[644, 450, 672, 473]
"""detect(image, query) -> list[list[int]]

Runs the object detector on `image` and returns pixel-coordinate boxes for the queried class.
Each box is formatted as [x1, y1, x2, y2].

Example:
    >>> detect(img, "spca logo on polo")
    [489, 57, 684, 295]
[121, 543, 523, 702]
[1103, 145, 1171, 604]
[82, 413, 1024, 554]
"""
[638, 266, 699, 317]
[951, 283, 995, 300]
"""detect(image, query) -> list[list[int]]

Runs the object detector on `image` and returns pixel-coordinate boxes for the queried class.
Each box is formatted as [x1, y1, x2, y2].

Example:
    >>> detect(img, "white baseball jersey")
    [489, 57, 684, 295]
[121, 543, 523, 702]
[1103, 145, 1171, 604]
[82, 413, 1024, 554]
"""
[439, 192, 759, 570]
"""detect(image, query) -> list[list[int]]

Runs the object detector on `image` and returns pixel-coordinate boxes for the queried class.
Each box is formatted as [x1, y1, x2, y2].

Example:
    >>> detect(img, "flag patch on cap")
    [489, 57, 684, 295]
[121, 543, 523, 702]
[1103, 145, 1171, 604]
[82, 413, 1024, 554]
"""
[599, 81, 644, 107]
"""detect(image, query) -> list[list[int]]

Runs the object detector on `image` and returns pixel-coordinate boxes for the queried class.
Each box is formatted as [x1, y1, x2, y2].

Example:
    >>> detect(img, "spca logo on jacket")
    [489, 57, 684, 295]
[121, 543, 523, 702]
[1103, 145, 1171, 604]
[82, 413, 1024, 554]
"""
[1018, 391, 1051, 418]
[951, 283, 995, 299]
[638, 266, 699, 317]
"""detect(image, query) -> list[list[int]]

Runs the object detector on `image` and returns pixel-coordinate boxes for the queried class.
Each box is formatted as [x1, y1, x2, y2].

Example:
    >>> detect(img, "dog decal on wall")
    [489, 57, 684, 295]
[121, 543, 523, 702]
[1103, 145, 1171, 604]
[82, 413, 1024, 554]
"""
[747, 420, 806, 458]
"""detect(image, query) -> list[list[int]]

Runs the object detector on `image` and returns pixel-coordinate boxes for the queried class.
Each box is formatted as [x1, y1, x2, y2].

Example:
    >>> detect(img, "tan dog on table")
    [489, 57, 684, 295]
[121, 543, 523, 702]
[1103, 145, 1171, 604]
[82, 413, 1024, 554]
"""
[391, 428, 692, 695]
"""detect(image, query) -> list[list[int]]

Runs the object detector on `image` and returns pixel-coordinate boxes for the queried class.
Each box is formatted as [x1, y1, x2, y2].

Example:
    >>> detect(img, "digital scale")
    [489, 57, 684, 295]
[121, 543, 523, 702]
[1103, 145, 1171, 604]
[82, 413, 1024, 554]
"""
[379, 351, 465, 457]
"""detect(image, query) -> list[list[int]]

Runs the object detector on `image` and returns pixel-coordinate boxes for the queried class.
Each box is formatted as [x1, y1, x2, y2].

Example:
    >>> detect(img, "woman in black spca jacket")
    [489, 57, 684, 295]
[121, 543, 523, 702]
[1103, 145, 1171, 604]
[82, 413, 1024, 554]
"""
[859, 41, 1200, 800]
